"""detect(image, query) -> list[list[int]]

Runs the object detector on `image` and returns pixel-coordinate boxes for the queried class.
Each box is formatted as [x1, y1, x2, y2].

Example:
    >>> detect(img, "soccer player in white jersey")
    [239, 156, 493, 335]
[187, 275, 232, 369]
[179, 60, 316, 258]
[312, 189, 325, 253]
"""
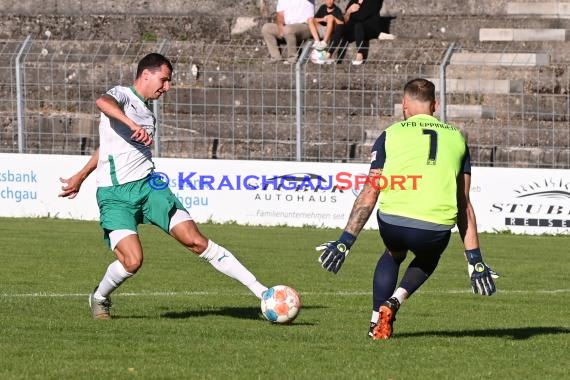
[59, 53, 268, 319]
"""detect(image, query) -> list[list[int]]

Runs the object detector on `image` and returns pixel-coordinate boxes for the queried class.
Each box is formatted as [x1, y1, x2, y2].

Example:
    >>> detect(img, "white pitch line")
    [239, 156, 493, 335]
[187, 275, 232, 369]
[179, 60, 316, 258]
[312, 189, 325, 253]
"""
[1, 289, 569, 298]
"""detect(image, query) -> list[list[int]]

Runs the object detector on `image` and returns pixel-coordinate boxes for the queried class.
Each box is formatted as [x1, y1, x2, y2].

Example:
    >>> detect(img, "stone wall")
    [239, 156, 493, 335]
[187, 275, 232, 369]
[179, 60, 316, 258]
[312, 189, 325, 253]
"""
[1, 0, 568, 167]
[0, 0, 554, 42]
[0, 0, 517, 17]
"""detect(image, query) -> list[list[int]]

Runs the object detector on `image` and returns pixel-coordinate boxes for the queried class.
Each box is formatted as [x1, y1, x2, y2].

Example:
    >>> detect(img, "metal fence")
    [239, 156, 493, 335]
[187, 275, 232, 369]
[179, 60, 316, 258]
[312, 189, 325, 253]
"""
[1, 36, 569, 168]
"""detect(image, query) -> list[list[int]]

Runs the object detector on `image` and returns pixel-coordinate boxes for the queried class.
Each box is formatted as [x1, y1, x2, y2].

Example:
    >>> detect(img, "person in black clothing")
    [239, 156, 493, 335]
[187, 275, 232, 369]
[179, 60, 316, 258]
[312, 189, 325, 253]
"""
[343, 0, 384, 65]
[308, 0, 345, 62]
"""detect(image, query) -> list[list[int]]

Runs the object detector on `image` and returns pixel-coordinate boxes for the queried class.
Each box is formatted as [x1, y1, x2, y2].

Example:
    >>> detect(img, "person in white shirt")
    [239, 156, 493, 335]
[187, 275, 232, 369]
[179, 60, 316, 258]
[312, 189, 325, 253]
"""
[261, 0, 315, 63]
[59, 53, 268, 319]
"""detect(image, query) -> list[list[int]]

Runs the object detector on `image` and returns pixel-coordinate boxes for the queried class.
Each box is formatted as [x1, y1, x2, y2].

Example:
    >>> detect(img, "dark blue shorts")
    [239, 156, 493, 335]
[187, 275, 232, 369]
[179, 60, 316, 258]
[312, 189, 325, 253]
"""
[377, 214, 451, 258]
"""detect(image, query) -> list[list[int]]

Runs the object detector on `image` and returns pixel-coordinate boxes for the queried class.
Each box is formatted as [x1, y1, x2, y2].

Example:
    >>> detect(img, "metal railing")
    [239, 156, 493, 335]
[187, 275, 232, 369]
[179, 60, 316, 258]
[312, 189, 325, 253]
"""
[1, 36, 568, 168]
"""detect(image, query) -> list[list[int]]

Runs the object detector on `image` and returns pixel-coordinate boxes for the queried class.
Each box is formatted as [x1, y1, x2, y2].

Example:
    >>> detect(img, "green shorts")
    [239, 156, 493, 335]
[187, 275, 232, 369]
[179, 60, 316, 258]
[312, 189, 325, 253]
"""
[96, 175, 186, 247]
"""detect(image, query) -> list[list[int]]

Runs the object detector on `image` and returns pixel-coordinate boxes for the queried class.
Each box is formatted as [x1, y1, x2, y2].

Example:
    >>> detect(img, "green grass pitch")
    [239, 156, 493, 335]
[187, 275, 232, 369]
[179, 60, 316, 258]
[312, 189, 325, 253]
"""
[0, 217, 568, 379]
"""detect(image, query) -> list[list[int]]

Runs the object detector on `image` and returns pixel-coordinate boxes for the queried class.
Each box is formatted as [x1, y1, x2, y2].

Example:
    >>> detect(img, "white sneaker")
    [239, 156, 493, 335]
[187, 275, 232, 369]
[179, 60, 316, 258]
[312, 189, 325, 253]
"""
[378, 32, 396, 40]
[315, 41, 328, 51]
[310, 49, 326, 64]
[351, 59, 364, 66]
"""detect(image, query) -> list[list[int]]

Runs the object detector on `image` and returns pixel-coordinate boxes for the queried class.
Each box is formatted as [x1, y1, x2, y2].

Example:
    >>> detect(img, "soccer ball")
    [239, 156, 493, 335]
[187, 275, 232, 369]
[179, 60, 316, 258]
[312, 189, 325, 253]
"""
[310, 48, 326, 64]
[261, 285, 301, 324]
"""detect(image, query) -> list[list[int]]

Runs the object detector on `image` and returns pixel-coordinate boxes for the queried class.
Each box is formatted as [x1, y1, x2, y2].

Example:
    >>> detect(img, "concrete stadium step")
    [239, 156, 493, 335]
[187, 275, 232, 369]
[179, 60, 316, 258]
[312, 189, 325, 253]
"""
[160, 113, 373, 142]
[7, 0, 559, 19]
[506, 2, 570, 18]
[159, 138, 363, 162]
[1, 0, 259, 17]
[480, 28, 567, 42]
[3, 12, 570, 46]
[2, 39, 268, 65]
[459, 120, 570, 148]
[366, 117, 570, 147]
[441, 64, 570, 99]
[364, 119, 570, 153]
[165, 89, 570, 121]
[387, 15, 570, 42]
[5, 37, 568, 67]
[9, 41, 566, 88]
[10, 73, 566, 120]
[5, 110, 568, 167]
[163, 90, 568, 122]
[368, 39, 570, 65]
[433, 39, 570, 64]
[0, 116, 97, 155]
[6, 80, 567, 123]
[2, 1, 570, 44]
[0, 0, 538, 18]
[444, 94, 570, 122]
[450, 52, 550, 66]
[10, 38, 561, 78]
[7, 111, 370, 142]
[472, 145, 570, 168]
[7, 38, 448, 65]
[381, 0, 528, 16]
[0, 14, 260, 41]
[116, 138, 570, 167]
[393, 103, 496, 119]
[428, 78, 523, 94]
[358, 140, 570, 168]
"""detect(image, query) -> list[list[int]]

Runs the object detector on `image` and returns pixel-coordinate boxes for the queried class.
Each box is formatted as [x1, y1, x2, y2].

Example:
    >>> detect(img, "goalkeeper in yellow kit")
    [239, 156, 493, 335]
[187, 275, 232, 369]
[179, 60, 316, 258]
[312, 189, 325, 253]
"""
[316, 78, 498, 339]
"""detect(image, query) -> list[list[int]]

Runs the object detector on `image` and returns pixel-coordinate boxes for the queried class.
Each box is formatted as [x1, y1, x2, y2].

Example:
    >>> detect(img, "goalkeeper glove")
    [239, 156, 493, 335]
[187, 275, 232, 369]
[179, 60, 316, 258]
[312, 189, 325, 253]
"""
[465, 248, 498, 296]
[315, 231, 356, 274]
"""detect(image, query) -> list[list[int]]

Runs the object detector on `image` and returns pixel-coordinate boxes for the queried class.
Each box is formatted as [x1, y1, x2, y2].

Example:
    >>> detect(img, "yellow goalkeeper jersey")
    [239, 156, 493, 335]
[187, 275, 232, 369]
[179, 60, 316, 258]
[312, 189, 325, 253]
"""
[370, 114, 470, 226]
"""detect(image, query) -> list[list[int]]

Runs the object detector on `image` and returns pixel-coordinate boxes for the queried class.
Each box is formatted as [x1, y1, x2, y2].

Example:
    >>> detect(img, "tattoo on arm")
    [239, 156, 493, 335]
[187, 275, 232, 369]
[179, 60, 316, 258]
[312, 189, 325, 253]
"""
[344, 169, 381, 235]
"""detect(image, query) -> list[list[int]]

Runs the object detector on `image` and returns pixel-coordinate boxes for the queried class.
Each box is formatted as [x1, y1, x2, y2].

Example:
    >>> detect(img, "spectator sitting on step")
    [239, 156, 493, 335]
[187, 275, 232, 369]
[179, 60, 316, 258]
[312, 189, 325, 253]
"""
[261, 0, 315, 64]
[343, 0, 384, 65]
[307, 0, 345, 64]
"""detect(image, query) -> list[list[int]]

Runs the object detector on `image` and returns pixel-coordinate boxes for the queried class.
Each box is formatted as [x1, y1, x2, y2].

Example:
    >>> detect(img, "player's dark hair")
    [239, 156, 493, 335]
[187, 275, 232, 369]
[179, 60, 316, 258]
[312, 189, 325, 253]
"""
[136, 53, 173, 79]
[404, 78, 436, 103]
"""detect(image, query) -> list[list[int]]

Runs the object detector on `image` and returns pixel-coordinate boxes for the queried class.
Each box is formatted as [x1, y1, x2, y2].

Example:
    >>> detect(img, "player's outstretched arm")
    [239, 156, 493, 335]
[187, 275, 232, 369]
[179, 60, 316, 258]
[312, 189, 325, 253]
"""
[59, 147, 99, 199]
[96, 94, 152, 146]
[343, 168, 382, 236]
[457, 173, 498, 295]
[316, 168, 381, 274]
[456, 172, 479, 250]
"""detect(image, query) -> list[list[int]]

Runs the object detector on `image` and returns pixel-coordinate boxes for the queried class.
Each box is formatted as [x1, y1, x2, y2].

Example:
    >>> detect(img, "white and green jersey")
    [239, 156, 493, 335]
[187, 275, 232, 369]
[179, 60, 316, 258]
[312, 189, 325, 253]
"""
[96, 86, 156, 187]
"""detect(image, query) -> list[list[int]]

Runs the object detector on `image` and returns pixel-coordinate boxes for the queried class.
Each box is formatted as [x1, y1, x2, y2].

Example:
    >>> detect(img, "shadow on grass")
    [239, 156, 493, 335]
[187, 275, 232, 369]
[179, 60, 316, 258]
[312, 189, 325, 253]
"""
[161, 305, 323, 324]
[398, 326, 570, 340]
